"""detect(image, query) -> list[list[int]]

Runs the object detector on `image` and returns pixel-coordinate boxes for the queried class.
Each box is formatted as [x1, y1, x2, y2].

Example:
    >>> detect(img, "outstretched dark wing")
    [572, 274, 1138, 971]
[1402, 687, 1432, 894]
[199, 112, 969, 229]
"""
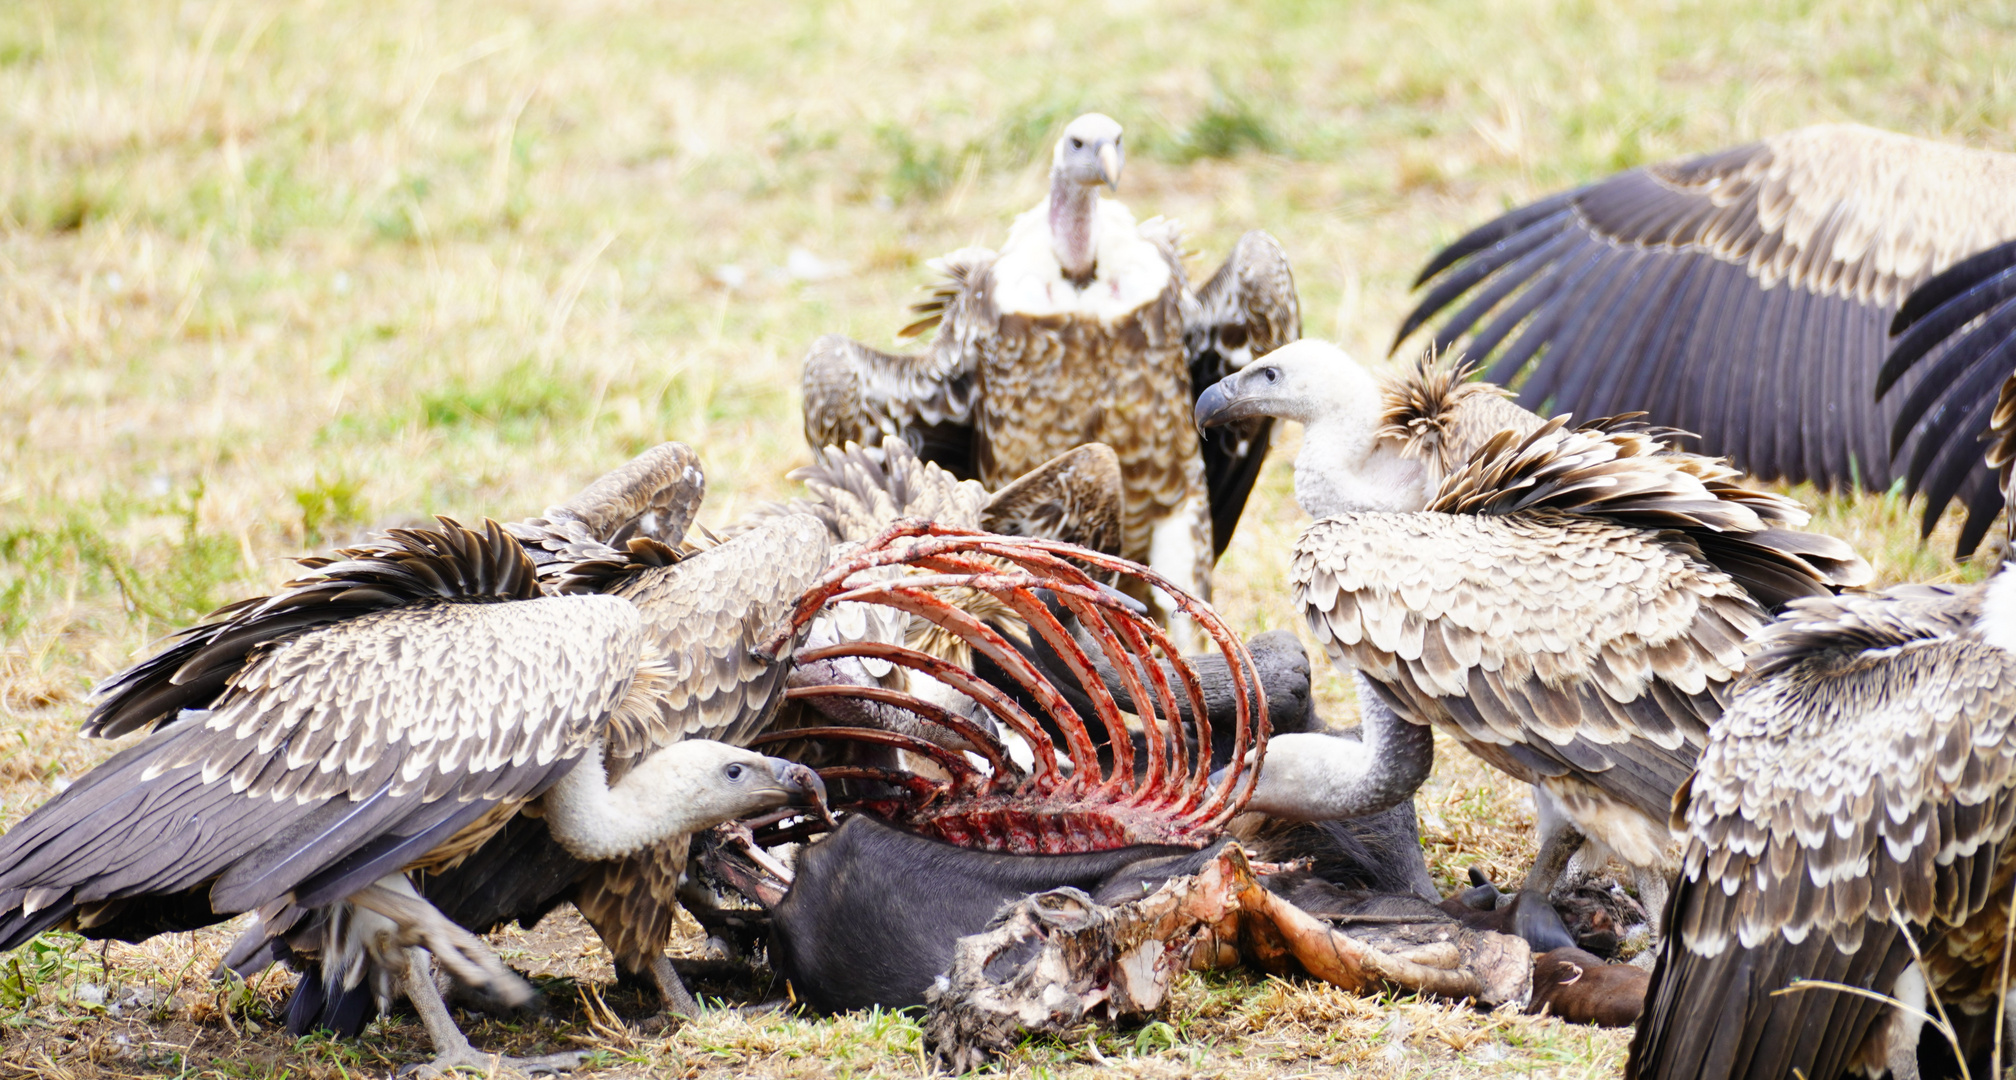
[1186, 230, 1300, 555]
[1397, 124, 2016, 494]
[1630, 586, 2016, 1080]
[1879, 238, 2016, 556]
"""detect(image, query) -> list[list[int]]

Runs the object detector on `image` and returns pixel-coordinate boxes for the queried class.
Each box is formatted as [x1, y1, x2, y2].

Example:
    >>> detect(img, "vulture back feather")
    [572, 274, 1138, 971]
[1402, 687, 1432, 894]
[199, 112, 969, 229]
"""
[1430, 416, 1871, 608]
[752, 522, 1268, 854]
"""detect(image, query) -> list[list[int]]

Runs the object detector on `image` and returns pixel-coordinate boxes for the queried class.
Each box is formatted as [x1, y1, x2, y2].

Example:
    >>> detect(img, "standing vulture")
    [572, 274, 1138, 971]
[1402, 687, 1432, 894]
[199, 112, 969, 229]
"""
[800, 112, 1302, 636]
[1629, 577, 2016, 1080]
[1630, 390, 2016, 1080]
[1878, 235, 2016, 554]
[1195, 339, 1869, 948]
[1395, 124, 2016, 532]
[0, 508, 829, 1077]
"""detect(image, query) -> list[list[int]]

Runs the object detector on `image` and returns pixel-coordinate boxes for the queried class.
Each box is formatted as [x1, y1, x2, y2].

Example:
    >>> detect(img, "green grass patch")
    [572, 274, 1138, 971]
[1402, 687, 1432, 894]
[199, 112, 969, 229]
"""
[419, 359, 589, 435]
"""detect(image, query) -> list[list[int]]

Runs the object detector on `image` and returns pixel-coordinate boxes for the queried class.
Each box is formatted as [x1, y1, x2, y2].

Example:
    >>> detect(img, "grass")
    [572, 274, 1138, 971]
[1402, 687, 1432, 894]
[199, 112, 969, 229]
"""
[1, 0, 2013, 1075]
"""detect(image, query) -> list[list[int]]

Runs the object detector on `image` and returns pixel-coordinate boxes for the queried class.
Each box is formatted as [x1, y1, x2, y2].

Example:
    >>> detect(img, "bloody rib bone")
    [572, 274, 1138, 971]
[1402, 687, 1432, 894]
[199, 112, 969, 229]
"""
[760, 521, 1268, 854]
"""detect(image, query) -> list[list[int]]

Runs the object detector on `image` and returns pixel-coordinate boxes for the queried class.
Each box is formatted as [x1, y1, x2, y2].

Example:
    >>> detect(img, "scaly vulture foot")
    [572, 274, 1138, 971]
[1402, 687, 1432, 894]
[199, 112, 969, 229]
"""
[399, 948, 579, 1079]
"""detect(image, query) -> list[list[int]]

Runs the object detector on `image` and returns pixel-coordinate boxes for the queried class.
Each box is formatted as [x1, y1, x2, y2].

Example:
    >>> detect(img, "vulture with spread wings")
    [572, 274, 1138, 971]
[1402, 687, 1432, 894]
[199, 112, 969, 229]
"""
[800, 113, 1301, 632]
[1396, 124, 2016, 534]
[0, 444, 834, 1076]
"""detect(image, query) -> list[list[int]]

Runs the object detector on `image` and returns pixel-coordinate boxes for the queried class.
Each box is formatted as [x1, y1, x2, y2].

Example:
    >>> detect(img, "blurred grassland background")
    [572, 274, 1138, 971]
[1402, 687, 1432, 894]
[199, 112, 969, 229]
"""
[1, 1, 2013, 1076]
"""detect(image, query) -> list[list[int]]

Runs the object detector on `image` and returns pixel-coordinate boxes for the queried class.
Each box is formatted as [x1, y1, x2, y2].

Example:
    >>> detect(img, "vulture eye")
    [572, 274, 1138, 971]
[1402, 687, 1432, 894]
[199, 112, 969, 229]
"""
[725, 763, 747, 781]
[1069, 137, 1084, 150]
[1260, 366, 1280, 383]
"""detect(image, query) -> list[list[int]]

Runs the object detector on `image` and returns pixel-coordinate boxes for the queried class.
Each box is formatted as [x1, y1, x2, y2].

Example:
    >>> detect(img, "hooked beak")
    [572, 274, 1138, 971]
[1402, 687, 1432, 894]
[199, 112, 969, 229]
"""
[767, 757, 829, 813]
[1097, 142, 1121, 191]
[1194, 375, 1266, 431]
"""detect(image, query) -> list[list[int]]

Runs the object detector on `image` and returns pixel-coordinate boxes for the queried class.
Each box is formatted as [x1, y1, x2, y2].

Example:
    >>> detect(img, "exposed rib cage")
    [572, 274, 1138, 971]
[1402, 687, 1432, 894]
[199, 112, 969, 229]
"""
[754, 521, 1266, 854]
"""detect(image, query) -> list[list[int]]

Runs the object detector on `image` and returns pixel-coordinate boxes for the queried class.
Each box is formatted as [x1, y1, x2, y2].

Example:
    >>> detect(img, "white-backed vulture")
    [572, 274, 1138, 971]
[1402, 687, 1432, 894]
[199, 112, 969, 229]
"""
[1629, 575, 2016, 1080]
[1878, 236, 2016, 554]
[0, 511, 829, 1077]
[1395, 124, 2016, 543]
[417, 440, 1128, 1012]
[1195, 339, 1870, 947]
[799, 112, 1302, 635]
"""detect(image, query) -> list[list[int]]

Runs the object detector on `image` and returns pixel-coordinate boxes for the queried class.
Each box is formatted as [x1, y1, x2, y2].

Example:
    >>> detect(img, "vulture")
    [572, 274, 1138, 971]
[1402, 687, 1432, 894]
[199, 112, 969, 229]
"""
[1195, 339, 1870, 949]
[1629, 577, 2016, 1080]
[1879, 235, 2016, 554]
[800, 112, 1303, 636]
[1395, 123, 2016, 549]
[417, 439, 1128, 1015]
[1629, 396, 2016, 1080]
[0, 501, 830, 1076]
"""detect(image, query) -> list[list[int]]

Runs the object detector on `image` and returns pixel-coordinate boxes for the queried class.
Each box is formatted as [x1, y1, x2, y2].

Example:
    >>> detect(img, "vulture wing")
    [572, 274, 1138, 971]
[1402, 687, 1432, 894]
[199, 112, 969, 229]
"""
[86, 520, 546, 739]
[0, 524, 647, 949]
[1397, 124, 2016, 493]
[746, 440, 991, 544]
[509, 442, 708, 567]
[1879, 238, 2016, 555]
[1186, 231, 1302, 555]
[419, 515, 831, 989]
[1294, 510, 1755, 826]
[1432, 417, 1872, 607]
[799, 250, 995, 479]
[1629, 585, 2016, 1080]
[981, 443, 1125, 555]
[603, 513, 833, 755]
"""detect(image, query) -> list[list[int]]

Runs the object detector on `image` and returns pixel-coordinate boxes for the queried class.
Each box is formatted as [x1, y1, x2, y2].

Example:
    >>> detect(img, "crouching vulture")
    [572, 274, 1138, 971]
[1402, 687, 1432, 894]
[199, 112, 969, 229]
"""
[1395, 125, 2016, 539]
[1196, 340, 1870, 949]
[1629, 400, 2016, 1080]
[800, 112, 1303, 637]
[0, 499, 830, 1076]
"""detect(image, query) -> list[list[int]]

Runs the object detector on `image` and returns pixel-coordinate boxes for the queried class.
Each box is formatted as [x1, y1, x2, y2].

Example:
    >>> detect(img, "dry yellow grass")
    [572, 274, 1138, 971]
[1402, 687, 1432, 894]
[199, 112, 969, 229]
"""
[3, 0, 2014, 1075]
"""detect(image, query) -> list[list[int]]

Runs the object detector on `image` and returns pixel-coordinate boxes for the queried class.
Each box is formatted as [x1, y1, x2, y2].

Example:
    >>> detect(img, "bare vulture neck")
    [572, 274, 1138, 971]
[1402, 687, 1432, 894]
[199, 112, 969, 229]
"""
[1242, 674, 1434, 820]
[1291, 370, 1429, 519]
[1048, 168, 1100, 286]
[543, 740, 740, 861]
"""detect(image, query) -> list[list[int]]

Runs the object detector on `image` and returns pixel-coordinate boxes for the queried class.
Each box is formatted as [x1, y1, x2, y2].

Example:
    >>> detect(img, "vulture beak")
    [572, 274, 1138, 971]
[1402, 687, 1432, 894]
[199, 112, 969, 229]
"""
[1098, 142, 1121, 191]
[768, 757, 829, 812]
[1194, 373, 1269, 430]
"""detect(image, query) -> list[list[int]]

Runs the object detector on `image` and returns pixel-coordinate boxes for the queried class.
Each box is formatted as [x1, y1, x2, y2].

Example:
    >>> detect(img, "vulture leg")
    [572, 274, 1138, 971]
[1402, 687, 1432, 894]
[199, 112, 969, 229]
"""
[351, 879, 533, 1009]
[400, 949, 584, 1079]
[1514, 815, 1584, 954]
[1630, 866, 1671, 940]
[645, 955, 700, 1018]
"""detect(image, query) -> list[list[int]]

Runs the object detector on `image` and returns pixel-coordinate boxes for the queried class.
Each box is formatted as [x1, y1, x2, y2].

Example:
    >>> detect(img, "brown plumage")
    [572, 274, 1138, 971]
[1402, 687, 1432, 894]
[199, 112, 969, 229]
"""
[800, 114, 1299, 632]
[1397, 124, 2016, 511]
[1198, 341, 1870, 940]
[1629, 578, 2016, 1080]
[0, 442, 834, 1073]
[0, 509, 831, 1071]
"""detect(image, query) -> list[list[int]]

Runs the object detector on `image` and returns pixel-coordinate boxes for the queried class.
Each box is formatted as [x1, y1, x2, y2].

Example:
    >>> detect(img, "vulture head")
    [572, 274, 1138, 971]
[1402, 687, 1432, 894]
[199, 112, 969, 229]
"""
[1053, 112, 1124, 191]
[1195, 338, 1428, 517]
[1048, 113, 1125, 284]
[543, 739, 828, 862]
